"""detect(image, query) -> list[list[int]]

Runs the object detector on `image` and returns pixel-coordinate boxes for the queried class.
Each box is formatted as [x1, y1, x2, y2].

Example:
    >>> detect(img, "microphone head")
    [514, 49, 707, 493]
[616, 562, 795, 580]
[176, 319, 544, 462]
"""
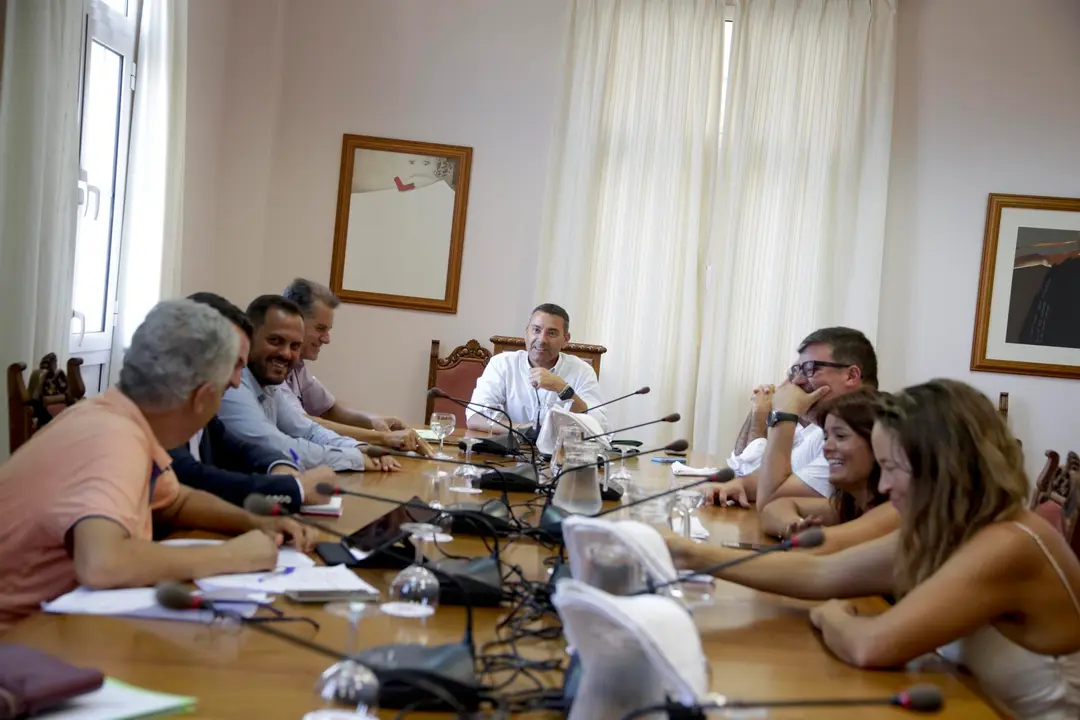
[364, 445, 392, 458]
[155, 582, 200, 611]
[314, 482, 339, 497]
[664, 439, 690, 453]
[711, 468, 736, 483]
[243, 494, 284, 517]
[636, 386, 651, 395]
[662, 413, 681, 423]
[893, 685, 943, 712]
[426, 387, 448, 399]
[790, 526, 826, 549]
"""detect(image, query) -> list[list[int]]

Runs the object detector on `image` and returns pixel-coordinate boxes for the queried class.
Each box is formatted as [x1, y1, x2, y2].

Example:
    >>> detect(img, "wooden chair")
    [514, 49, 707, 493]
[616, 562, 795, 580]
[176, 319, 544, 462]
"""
[7, 354, 86, 454]
[426, 340, 492, 428]
[1033, 450, 1080, 555]
[489, 335, 607, 377]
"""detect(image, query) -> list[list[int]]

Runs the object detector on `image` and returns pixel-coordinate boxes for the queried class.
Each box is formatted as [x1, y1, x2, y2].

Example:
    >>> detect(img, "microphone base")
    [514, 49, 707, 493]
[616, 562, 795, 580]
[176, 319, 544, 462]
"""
[461, 432, 519, 457]
[429, 556, 505, 607]
[447, 499, 516, 536]
[477, 463, 540, 493]
[356, 642, 480, 712]
[600, 478, 624, 502]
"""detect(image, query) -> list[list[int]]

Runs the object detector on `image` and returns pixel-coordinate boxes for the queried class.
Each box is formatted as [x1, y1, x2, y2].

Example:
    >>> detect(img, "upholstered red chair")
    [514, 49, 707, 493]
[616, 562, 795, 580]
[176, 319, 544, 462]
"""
[426, 340, 492, 428]
[1032, 450, 1080, 555]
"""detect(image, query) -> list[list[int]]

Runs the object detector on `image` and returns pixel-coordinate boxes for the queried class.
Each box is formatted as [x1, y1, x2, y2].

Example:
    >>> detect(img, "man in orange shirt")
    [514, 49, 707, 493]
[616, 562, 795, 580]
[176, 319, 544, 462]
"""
[0, 300, 317, 632]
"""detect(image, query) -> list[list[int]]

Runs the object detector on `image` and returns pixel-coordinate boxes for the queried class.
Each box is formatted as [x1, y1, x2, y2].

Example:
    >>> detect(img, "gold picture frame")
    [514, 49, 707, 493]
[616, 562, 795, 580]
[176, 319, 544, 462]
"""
[971, 193, 1080, 380]
[329, 134, 473, 314]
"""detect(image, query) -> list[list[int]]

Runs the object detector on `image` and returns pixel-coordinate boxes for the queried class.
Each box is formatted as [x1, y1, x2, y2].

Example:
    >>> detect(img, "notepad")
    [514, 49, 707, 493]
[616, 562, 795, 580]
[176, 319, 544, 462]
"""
[42, 587, 262, 623]
[197, 564, 378, 596]
[300, 495, 343, 517]
[415, 428, 440, 441]
[161, 538, 316, 569]
[39, 678, 195, 719]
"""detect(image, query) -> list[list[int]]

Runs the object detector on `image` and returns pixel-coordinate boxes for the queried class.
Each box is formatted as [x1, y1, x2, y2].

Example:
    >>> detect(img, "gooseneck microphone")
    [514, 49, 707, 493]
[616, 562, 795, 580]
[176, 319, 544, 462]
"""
[243, 494, 358, 543]
[580, 413, 681, 442]
[584, 386, 650, 414]
[640, 526, 825, 596]
[155, 583, 473, 713]
[618, 684, 944, 720]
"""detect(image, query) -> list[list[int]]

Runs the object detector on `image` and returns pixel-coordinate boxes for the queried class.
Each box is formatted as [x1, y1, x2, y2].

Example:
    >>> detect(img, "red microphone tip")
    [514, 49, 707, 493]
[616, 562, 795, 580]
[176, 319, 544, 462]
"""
[663, 412, 681, 423]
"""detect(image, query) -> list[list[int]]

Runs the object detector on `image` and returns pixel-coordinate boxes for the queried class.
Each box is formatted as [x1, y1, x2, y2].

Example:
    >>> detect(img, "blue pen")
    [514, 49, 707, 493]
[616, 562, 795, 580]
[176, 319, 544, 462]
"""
[258, 567, 296, 583]
[288, 449, 300, 466]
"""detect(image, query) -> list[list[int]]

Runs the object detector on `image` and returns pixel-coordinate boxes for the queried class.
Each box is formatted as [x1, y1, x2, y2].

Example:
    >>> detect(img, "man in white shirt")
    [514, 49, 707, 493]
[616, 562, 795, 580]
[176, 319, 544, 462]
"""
[466, 304, 609, 435]
[711, 326, 877, 509]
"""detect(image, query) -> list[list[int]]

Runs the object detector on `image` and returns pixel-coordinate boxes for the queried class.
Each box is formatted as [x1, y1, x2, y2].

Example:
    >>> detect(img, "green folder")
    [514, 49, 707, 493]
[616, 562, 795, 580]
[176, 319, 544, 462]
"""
[46, 678, 195, 719]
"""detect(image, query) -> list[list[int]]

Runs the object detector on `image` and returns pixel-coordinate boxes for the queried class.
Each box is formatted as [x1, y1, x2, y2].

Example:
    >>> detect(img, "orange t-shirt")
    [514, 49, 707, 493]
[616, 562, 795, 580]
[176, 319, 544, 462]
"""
[0, 388, 179, 632]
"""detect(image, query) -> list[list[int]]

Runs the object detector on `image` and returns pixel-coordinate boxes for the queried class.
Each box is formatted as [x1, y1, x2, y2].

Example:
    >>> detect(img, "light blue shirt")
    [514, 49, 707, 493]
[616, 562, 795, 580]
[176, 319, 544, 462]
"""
[218, 368, 367, 472]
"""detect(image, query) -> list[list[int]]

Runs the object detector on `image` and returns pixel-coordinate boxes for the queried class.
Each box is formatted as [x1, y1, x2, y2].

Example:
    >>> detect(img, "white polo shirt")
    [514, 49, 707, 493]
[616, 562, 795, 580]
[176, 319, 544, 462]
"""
[726, 422, 834, 498]
[467, 350, 609, 433]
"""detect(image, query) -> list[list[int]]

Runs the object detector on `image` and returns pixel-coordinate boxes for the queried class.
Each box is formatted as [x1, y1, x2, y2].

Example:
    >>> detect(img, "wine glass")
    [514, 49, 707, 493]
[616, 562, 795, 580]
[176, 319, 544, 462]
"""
[607, 444, 634, 488]
[484, 409, 504, 436]
[671, 480, 706, 539]
[451, 437, 484, 494]
[429, 412, 456, 460]
[382, 523, 441, 619]
[307, 602, 380, 719]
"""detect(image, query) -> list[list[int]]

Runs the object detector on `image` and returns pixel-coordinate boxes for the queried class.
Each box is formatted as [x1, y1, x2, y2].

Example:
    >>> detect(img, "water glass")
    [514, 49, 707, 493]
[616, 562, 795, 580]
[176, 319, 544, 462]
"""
[551, 425, 585, 480]
[580, 545, 646, 595]
[308, 602, 379, 719]
[551, 440, 602, 515]
[429, 412, 456, 460]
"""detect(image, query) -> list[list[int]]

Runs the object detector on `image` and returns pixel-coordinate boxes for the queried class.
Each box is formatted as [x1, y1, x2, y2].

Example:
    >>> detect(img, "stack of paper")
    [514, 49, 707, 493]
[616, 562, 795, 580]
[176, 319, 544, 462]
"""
[197, 564, 378, 596]
[162, 538, 317, 570]
[42, 587, 264, 623]
[300, 495, 343, 517]
[40, 678, 195, 719]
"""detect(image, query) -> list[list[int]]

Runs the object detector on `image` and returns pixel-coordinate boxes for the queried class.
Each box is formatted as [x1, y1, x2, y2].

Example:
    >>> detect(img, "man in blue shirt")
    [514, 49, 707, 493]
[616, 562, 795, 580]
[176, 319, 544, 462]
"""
[170, 292, 337, 510]
[218, 295, 399, 473]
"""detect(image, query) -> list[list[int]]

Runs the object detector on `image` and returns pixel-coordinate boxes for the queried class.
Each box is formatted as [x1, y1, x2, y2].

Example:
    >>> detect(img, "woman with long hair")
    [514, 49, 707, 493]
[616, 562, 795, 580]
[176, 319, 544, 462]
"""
[667, 380, 1080, 718]
[759, 388, 897, 553]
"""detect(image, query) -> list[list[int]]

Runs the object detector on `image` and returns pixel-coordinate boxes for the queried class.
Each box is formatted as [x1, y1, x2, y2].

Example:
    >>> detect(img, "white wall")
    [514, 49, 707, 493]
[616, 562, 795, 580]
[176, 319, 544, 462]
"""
[184, 0, 571, 422]
[879, 0, 1080, 480]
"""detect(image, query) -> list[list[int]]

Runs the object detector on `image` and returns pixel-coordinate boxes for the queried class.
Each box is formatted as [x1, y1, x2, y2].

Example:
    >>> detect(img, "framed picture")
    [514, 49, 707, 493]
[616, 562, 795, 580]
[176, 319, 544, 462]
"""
[971, 193, 1080, 380]
[329, 134, 473, 314]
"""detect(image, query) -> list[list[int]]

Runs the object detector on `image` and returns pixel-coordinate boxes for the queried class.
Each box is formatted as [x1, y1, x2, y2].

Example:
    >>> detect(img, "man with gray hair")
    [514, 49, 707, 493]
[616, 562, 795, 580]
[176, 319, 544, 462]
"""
[0, 300, 317, 632]
[281, 278, 432, 456]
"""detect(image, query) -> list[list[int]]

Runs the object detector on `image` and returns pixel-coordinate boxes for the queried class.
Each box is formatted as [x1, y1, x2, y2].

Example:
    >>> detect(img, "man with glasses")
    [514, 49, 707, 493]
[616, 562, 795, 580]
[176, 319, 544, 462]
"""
[711, 327, 877, 509]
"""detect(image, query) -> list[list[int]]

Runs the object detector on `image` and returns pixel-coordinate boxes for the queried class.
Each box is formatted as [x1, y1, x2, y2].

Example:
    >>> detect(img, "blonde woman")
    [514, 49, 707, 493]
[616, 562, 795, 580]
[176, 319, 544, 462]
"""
[759, 388, 898, 554]
[668, 380, 1080, 719]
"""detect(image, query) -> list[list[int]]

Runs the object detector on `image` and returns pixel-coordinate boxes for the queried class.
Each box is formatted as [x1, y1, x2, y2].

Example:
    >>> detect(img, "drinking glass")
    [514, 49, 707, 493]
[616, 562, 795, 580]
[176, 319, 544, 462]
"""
[484, 409, 505, 436]
[382, 523, 441, 619]
[551, 425, 584, 481]
[451, 437, 483, 493]
[671, 479, 706, 539]
[607, 444, 634, 488]
[551, 440, 603, 515]
[429, 412, 456, 460]
[307, 602, 379, 719]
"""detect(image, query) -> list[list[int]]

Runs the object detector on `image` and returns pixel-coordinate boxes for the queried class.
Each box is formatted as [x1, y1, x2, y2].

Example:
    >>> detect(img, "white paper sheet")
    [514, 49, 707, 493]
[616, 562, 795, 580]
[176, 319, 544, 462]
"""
[161, 538, 316, 569]
[36, 678, 195, 719]
[197, 564, 377, 595]
[42, 587, 260, 623]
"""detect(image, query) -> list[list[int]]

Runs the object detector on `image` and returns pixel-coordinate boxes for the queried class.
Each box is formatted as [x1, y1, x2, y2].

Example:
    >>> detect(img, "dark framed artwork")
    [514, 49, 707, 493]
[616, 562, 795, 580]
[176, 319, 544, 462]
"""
[971, 193, 1080, 380]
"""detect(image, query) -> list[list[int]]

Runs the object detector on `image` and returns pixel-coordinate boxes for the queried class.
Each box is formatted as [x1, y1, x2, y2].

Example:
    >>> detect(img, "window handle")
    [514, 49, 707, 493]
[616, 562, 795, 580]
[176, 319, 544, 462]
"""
[77, 168, 100, 220]
[72, 310, 86, 347]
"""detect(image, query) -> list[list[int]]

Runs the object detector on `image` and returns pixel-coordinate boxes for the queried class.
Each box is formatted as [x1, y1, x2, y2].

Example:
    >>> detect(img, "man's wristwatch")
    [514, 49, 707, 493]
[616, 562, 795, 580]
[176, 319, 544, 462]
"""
[558, 384, 575, 401]
[766, 411, 799, 428]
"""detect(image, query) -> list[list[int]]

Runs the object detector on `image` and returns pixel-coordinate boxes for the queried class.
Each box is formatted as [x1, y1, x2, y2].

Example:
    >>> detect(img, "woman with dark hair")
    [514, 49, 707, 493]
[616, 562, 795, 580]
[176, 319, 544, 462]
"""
[759, 389, 898, 554]
[667, 380, 1080, 718]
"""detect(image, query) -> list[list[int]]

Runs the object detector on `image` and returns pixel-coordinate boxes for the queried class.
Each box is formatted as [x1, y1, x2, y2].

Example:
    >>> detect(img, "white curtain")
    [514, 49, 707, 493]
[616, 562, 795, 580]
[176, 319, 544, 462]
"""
[0, 0, 83, 460]
[537, 0, 727, 444]
[111, 0, 187, 379]
[693, 0, 897, 455]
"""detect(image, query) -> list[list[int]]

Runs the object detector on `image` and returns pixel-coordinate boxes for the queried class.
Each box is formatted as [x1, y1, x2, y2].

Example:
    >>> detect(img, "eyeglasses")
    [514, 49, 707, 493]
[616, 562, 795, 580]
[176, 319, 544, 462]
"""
[787, 360, 850, 381]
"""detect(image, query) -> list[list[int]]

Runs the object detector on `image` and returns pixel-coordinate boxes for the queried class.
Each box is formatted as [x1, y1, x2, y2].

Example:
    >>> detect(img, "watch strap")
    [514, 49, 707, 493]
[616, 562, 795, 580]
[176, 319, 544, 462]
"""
[767, 411, 799, 428]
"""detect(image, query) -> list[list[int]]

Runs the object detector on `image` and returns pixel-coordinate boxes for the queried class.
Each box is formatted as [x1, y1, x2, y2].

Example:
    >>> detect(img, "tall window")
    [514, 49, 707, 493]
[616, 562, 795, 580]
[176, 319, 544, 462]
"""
[70, 0, 140, 394]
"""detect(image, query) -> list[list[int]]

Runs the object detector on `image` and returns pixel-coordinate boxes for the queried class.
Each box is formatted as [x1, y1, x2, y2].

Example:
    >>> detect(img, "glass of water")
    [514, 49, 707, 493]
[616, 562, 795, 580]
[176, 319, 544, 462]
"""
[672, 482, 706, 539]
[429, 412, 456, 460]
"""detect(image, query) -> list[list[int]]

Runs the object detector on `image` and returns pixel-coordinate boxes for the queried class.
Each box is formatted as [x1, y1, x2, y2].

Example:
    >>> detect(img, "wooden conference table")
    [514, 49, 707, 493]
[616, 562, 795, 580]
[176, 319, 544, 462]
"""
[5, 440, 998, 719]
